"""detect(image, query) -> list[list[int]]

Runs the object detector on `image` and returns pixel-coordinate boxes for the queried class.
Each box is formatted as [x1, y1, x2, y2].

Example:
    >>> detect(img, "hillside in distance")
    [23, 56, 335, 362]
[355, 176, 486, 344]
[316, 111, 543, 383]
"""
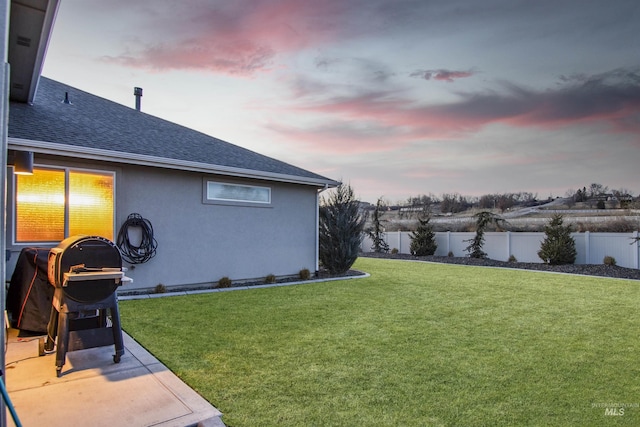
[362, 196, 640, 233]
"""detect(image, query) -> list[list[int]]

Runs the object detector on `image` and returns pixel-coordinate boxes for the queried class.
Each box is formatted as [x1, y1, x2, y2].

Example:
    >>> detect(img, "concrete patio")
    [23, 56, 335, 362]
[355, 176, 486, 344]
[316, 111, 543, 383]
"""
[4, 327, 225, 427]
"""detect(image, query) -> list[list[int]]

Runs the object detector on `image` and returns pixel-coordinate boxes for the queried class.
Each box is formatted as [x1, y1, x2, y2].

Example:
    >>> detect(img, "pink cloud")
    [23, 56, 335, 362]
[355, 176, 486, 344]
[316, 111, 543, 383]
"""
[293, 91, 493, 140]
[108, 40, 275, 75]
[104, 0, 350, 75]
[268, 119, 406, 155]
[283, 68, 640, 148]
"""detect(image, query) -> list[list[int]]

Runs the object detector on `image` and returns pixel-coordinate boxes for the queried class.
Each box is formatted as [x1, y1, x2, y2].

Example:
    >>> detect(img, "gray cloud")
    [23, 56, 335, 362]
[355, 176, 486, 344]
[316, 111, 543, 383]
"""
[410, 69, 476, 82]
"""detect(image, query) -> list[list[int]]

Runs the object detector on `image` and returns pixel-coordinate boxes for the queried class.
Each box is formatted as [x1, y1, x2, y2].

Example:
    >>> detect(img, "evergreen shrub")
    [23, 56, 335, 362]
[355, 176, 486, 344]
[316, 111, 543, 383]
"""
[319, 184, 367, 274]
[409, 215, 438, 256]
[538, 214, 577, 265]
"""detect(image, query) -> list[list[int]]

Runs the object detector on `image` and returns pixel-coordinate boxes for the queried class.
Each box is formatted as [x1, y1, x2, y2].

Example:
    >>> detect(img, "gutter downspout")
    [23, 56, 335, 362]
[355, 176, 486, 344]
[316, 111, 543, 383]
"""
[1, 4, 10, 426]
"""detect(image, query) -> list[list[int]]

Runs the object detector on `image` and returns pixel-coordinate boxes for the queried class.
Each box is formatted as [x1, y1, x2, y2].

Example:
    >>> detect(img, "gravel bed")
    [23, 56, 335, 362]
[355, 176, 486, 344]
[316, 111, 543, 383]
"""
[360, 252, 640, 281]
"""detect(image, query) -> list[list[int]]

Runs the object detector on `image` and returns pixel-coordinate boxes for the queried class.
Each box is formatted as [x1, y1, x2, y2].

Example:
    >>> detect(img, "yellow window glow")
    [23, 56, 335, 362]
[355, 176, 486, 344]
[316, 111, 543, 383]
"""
[16, 169, 65, 242]
[15, 168, 115, 243]
[69, 171, 114, 240]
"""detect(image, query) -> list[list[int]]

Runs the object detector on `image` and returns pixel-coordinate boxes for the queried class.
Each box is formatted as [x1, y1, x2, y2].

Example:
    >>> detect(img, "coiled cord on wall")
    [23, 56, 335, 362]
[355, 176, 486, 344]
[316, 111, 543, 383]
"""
[117, 213, 158, 264]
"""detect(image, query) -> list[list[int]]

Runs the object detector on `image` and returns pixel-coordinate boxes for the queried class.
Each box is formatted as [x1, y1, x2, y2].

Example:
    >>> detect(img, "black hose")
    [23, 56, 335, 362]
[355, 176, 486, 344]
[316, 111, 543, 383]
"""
[116, 213, 158, 264]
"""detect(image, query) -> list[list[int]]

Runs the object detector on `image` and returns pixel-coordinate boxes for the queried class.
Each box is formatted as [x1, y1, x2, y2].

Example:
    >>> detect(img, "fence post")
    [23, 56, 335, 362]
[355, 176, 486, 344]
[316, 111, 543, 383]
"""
[584, 231, 590, 264]
[507, 231, 511, 260]
[633, 231, 639, 269]
[447, 231, 451, 256]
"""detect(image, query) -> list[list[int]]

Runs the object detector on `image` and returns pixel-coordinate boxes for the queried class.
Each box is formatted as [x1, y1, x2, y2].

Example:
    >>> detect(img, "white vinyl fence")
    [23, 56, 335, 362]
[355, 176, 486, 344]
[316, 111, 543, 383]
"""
[361, 231, 640, 269]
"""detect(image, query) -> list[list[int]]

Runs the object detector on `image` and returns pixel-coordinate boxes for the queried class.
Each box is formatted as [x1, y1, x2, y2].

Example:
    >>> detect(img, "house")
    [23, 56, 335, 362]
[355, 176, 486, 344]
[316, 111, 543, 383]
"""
[3, 0, 339, 294]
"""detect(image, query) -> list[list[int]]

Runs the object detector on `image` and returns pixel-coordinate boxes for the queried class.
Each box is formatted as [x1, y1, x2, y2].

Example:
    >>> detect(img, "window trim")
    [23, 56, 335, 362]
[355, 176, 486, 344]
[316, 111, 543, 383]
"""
[12, 164, 116, 245]
[203, 179, 272, 207]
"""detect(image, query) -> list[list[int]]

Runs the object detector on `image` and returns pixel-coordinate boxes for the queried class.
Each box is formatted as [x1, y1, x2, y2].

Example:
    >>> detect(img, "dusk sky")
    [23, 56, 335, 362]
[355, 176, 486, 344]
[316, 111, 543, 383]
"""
[41, 0, 639, 203]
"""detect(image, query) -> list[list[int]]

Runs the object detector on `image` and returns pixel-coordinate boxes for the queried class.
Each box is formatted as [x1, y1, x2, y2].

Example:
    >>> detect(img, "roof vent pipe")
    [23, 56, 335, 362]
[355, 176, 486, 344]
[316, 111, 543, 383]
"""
[62, 92, 71, 104]
[134, 87, 143, 111]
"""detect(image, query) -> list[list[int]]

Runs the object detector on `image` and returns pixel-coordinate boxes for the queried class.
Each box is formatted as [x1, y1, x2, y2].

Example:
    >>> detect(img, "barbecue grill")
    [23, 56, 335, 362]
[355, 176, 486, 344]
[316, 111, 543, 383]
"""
[42, 235, 130, 377]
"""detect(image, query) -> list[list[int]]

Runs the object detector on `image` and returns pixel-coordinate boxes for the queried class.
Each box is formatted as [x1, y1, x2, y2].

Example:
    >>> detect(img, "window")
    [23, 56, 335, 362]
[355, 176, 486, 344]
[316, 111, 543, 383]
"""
[206, 181, 271, 205]
[15, 167, 115, 243]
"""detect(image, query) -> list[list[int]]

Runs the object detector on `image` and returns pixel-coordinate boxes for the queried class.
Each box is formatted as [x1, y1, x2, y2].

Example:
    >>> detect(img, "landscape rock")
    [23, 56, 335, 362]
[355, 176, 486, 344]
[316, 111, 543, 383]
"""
[360, 252, 640, 281]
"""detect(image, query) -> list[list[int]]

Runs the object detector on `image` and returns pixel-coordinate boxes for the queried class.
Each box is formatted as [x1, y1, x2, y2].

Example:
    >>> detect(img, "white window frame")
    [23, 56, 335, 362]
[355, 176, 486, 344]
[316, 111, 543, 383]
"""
[11, 165, 116, 244]
[203, 179, 272, 207]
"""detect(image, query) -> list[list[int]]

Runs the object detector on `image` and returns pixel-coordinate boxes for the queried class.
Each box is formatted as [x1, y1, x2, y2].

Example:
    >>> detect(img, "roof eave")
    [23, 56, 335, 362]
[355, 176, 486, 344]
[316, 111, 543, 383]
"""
[8, 0, 60, 103]
[8, 137, 340, 188]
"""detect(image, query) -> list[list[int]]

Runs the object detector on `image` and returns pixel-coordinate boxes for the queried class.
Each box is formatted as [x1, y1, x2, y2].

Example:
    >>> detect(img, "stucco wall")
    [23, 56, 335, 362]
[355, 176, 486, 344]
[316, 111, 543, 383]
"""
[5, 155, 321, 292]
[116, 164, 319, 290]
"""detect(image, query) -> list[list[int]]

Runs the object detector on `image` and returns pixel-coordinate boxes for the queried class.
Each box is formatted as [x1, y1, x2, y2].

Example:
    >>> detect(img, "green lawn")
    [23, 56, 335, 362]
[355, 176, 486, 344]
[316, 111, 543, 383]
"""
[119, 258, 640, 426]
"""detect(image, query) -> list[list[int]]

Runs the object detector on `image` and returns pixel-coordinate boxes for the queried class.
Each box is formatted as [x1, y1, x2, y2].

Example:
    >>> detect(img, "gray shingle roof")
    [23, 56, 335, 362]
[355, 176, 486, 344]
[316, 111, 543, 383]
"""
[9, 77, 337, 186]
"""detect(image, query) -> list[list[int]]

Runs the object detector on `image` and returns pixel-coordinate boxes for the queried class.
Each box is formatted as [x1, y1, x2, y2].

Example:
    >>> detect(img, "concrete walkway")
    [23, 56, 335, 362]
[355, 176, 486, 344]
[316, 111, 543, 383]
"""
[4, 273, 369, 426]
[4, 328, 225, 427]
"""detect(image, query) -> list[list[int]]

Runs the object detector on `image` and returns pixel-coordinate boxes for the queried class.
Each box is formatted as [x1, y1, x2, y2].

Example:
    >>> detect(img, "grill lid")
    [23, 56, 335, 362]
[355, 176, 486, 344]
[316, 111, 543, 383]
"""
[48, 235, 123, 302]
